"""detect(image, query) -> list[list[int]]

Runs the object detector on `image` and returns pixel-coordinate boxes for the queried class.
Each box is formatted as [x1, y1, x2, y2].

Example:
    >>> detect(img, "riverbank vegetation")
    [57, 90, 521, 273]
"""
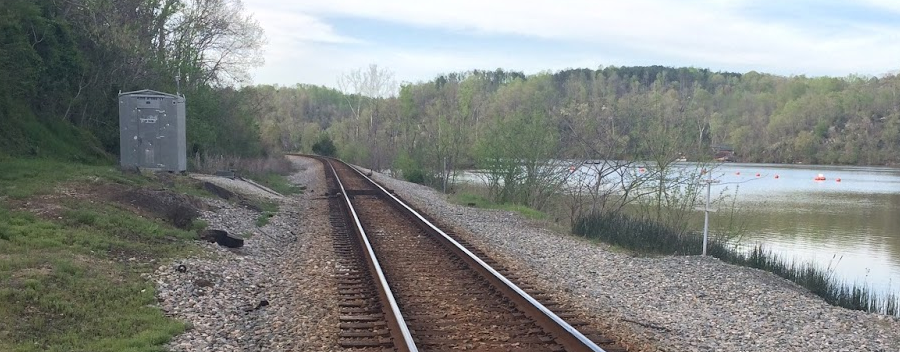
[275, 64, 899, 317]
[451, 191, 548, 221]
[574, 211, 900, 317]
[4, 0, 899, 332]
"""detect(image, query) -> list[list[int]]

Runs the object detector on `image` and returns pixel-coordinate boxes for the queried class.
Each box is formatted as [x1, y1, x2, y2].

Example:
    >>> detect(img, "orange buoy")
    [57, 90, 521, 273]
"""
[639, 168, 646, 173]
[756, 173, 761, 177]
[735, 171, 741, 175]
[836, 178, 842, 182]
[774, 174, 780, 179]
[814, 173, 826, 181]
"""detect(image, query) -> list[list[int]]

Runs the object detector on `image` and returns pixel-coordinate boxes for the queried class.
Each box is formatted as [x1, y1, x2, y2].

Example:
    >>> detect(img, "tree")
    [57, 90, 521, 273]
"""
[164, 0, 266, 87]
[336, 64, 397, 169]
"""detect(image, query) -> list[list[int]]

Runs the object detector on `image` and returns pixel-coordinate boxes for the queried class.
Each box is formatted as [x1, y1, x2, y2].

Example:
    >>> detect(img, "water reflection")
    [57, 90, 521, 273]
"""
[458, 162, 900, 296]
[683, 163, 900, 296]
[724, 188, 900, 295]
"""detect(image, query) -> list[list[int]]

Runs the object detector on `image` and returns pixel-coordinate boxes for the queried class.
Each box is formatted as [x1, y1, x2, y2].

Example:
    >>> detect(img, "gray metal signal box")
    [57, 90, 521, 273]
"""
[119, 89, 186, 171]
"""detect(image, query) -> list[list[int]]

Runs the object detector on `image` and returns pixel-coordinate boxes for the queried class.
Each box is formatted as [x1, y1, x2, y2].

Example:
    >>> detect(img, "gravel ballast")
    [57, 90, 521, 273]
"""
[371, 171, 900, 352]
[153, 157, 352, 351]
[152, 157, 899, 351]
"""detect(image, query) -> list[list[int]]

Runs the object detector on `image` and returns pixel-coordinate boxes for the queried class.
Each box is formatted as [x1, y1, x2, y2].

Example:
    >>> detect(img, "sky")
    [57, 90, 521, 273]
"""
[241, 0, 900, 89]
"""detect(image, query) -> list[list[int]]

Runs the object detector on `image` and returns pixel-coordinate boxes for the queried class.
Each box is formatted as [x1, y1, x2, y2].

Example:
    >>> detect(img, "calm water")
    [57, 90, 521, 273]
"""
[458, 162, 900, 296]
[702, 163, 900, 296]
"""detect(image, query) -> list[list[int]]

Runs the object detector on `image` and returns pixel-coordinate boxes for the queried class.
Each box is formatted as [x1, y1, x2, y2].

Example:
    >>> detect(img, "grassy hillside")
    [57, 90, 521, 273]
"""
[0, 103, 109, 163]
[0, 159, 210, 351]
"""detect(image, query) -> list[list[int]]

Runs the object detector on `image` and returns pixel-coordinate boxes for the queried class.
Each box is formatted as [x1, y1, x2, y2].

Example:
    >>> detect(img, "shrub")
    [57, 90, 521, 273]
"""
[311, 135, 337, 157]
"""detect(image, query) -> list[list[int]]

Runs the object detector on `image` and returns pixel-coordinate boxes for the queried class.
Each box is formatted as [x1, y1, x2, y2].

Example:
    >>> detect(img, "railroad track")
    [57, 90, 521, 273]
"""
[315, 156, 626, 352]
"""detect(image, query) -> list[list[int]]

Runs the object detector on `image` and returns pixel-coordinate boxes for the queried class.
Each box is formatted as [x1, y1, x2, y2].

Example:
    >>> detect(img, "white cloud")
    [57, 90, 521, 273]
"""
[242, 0, 900, 86]
[243, 1, 362, 67]
[857, 0, 900, 14]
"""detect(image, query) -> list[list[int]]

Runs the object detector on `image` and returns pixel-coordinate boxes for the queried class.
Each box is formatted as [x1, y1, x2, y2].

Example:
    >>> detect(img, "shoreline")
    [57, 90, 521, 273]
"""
[152, 157, 900, 351]
[371, 168, 900, 351]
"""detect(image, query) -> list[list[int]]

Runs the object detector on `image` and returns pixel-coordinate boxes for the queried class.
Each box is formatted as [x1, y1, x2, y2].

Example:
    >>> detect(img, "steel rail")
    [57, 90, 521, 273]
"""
[343, 162, 607, 352]
[323, 159, 419, 352]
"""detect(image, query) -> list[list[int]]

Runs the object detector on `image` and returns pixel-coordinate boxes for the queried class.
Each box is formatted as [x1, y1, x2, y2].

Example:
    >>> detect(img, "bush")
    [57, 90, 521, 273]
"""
[573, 211, 716, 255]
[311, 135, 337, 157]
[403, 168, 427, 184]
[393, 150, 430, 184]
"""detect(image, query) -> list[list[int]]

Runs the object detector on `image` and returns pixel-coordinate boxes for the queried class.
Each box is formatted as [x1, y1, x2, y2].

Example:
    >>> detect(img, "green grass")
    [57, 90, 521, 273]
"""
[0, 158, 205, 351]
[244, 172, 302, 195]
[0, 204, 194, 351]
[572, 211, 704, 255]
[170, 177, 216, 199]
[573, 211, 900, 317]
[0, 159, 147, 199]
[452, 192, 548, 220]
[252, 200, 278, 227]
[189, 219, 209, 233]
[255, 212, 274, 227]
[258, 200, 279, 213]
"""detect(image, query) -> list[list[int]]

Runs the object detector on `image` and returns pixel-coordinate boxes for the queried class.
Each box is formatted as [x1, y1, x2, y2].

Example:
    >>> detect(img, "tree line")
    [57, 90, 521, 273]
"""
[0, 0, 265, 161]
[3, 0, 898, 177]
[252, 66, 900, 171]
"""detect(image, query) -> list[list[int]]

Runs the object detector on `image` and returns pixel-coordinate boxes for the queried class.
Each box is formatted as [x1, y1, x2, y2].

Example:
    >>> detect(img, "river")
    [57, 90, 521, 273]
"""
[456, 162, 900, 297]
[702, 162, 900, 297]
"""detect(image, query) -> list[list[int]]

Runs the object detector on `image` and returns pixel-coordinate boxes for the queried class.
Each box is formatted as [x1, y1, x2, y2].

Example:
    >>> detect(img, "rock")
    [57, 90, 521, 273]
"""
[200, 229, 244, 248]
[254, 300, 269, 309]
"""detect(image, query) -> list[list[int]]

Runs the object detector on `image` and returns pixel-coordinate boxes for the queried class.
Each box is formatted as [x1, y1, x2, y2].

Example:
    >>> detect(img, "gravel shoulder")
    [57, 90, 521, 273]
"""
[371, 171, 900, 352]
[190, 174, 283, 200]
[152, 158, 900, 352]
[154, 156, 351, 351]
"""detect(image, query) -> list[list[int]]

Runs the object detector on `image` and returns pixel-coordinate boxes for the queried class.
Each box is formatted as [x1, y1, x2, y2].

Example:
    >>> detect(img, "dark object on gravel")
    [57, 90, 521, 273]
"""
[203, 181, 236, 200]
[246, 299, 270, 312]
[176, 264, 187, 273]
[195, 278, 214, 288]
[200, 229, 244, 248]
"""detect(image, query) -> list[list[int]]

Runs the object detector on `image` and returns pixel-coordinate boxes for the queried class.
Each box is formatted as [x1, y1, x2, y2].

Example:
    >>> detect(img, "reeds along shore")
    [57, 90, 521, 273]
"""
[573, 211, 899, 317]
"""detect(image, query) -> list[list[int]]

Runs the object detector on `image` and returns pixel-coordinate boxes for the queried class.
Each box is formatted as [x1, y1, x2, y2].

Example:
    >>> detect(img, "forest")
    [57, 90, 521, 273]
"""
[0, 0, 265, 161]
[3, 0, 900, 177]
[258, 66, 900, 168]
